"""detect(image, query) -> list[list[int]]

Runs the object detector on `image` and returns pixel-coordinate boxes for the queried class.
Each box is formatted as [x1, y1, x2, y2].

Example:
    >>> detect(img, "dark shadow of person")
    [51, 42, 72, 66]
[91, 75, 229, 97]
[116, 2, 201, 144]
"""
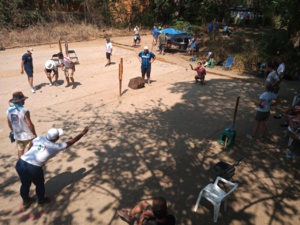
[44, 167, 93, 197]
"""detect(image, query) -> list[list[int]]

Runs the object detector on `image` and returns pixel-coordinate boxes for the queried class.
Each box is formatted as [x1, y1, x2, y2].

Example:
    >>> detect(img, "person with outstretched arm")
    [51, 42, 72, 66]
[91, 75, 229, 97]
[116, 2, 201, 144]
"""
[15, 126, 89, 209]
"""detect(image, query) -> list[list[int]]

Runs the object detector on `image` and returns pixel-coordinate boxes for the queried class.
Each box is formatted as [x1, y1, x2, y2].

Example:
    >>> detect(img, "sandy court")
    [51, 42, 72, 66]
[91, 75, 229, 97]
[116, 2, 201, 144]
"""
[0, 34, 299, 225]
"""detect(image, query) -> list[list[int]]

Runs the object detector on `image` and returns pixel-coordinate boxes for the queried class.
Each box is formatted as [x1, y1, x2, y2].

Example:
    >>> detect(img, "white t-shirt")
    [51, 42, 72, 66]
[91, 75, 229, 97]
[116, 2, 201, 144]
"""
[21, 136, 67, 167]
[265, 71, 279, 85]
[277, 63, 285, 77]
[59, 56, 73, 68]
[134, 27, 139, 35]
[257, 91, 277, 112]
[7, 106, 35, 141]
[106, 42, 112, 53]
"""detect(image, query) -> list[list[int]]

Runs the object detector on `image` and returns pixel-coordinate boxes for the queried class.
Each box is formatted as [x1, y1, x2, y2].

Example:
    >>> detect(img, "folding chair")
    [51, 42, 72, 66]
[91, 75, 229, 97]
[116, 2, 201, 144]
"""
[287, 126, 300, 146]
[68, 50, 79, 64]
[222, 57, 234, 70]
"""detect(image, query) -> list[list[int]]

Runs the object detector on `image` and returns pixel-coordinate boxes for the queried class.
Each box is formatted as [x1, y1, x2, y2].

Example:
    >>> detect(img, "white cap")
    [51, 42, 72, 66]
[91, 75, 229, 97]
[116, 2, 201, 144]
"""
[144, 46, 149, 50]
[27, 48, 33, 53]
[46, 128, 63, 141]
[45, 60, 55, 70]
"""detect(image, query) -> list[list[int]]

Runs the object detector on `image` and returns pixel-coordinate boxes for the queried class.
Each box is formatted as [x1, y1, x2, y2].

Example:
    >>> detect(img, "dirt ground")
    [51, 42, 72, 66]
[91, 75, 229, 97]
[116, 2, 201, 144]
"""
[0, 34, 299, 225]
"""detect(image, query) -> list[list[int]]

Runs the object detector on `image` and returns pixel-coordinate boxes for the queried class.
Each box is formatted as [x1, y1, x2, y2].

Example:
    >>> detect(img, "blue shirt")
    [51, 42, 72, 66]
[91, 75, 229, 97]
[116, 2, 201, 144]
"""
[138, 51, 156, 69]
[153, 28, 160, 38]
[22, 53, 33, 72]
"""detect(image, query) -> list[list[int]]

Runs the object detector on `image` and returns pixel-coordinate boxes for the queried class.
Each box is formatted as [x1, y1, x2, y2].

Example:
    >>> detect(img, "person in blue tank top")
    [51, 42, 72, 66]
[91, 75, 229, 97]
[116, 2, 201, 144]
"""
[138, 46, 156, 85]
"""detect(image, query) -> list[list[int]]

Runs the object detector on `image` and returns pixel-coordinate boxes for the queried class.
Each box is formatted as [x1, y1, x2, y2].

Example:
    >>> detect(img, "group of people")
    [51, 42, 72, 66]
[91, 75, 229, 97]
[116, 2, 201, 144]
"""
[247, 57, 286, 140]
[21, 48, 77, 92]
[7, 91, 89, 208]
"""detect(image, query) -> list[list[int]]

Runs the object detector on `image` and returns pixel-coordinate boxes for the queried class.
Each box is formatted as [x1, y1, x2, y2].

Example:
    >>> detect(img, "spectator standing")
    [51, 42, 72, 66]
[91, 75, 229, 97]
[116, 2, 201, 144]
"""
[44, 60, 59, 86]
[15, 126, 89, 209]
[105, 37, 113, 67]
[58, 52, 76, 88]
[265, 62, 280, 92]
[7, 92, 37, 158]
[277, 57, 285, 80]
[138, 46, 156, 85]
[158, 32, 167, 55]
[247, 84, 278, 140]
[21, 48, 35, 93]
[133, 25, 141, 46]
[152, 26, 160, 45]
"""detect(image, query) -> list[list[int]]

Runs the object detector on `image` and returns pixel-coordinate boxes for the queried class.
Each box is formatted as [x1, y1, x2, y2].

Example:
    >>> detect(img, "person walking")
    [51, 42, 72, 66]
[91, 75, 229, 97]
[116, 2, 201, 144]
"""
[7, 92, 37, 158]
[158, 32, 167, 55]
[15, 126, 89, 209]
[44, 60, 59, 86]
[21, 48, 35, 93]
[58, 52, 76, 88]
[152, 26, 160, 45]
[138, 46, 156, 85]
[105, 37, 113, 67]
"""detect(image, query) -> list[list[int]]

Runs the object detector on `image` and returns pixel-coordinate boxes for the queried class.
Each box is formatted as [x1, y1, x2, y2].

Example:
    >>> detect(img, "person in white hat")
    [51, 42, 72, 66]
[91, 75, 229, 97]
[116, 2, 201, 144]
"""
[44, 60, 59, 86]
[7, 91, 37, 158]
[21, 48, 35, 93]
[15, 126, 89, 208]
[138, 46, 156, 85]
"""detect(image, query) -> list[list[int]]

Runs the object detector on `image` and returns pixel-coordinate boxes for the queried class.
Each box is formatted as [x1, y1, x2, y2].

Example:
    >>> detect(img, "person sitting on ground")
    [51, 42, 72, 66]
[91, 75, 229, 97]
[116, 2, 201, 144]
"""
[44, 60, 59, 86]
[117, 197, 175, 225]
[190, 62, 206, 84]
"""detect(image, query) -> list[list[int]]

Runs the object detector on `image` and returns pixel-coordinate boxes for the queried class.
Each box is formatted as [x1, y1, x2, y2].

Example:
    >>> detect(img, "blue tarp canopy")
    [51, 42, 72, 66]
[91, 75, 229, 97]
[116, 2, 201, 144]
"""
[160, 28, 187, 35]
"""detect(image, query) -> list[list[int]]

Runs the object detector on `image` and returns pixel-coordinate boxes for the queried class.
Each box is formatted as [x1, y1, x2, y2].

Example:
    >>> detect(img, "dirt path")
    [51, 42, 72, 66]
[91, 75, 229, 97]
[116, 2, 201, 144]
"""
[0, 35, 299, 225]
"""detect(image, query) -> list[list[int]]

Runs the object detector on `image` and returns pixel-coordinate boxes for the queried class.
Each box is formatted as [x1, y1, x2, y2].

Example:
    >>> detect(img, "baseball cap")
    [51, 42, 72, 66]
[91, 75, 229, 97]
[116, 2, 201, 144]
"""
[46, 128, 63, 141]
[144, 46, 149, 50]
[27, 48, 33, 53]
[45, 60, 56, 70]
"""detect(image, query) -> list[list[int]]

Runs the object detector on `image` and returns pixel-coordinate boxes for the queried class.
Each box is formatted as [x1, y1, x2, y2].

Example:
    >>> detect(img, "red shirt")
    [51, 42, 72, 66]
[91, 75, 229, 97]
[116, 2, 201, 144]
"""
[195, 66, 206, 76]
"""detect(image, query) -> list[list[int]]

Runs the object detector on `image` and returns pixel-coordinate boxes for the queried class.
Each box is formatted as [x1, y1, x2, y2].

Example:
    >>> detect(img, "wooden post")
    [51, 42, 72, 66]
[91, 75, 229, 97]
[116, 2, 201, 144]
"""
[65, 41, 68, 56]
[59, 39, 62, 53]
[119, 58, 123, 96]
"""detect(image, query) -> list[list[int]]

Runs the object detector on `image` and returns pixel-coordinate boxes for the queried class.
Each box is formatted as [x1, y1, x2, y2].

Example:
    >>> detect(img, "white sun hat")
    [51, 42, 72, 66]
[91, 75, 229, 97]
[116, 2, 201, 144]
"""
[45, 60, 56, 70]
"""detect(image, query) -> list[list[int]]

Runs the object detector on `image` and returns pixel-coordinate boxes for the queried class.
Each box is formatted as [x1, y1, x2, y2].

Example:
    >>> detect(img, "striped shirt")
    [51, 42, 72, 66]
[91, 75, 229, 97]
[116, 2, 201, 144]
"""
[138, 51, 156, 69]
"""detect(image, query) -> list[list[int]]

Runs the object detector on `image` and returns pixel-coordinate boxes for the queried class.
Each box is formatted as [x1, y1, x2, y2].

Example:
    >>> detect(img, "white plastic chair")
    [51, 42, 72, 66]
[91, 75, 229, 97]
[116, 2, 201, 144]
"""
[287, 126, 300, 146]
[194, 176, 238, 223]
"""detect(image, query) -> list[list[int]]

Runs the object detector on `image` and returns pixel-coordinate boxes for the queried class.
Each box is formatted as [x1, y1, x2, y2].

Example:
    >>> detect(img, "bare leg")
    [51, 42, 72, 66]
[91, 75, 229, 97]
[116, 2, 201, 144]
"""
[252, 121, 260, 137]
[28, 77, 34, 89]
[261, 120, 267, 137]
[128, 200, 150, 216]
[147, 76, 151, 85]
[70, 77, 75, 85]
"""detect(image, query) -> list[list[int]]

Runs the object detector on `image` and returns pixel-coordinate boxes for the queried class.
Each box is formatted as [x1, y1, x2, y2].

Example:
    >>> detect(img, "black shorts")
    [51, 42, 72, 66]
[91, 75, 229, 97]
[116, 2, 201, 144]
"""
[106, 52, 111, 59]
[141, 67, 151, 78]
[255, 111, 270, 121]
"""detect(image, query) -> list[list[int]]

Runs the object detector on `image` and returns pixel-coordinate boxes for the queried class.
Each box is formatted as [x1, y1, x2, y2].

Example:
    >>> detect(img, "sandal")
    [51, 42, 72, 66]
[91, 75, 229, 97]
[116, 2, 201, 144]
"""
[117, 209, 132, 223]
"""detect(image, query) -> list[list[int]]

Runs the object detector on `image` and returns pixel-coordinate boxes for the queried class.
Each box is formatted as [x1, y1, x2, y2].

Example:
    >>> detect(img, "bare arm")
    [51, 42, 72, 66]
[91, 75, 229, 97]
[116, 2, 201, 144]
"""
[138, 56, 142, 63]
[24, 111, 37, 137]
[257, 99, 264, 108]
[138, 210, 155, 225]
[190, 64, 194, 70]
[21, 60, 25, 74]
[66, 127, 89, 148]
[151, 56, 156, 64]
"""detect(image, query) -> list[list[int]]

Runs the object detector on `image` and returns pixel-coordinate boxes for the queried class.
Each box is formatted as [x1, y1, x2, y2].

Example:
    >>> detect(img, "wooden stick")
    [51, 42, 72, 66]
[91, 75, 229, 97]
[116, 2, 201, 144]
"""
[59, 39, 62, 53]
[232, 96, 240, 128]
[65, 41, 68, 56]
[119, 58, 123, 96]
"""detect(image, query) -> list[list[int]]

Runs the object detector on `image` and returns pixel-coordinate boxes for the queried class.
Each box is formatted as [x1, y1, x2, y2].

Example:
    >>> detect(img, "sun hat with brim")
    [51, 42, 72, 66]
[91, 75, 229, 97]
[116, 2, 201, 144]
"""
[45, 60, 55, 70]
[9, 91, 28, 103]
[46, 128, 64, 141]
[144, 46, 149, 50]
[27, 48, 33, 53]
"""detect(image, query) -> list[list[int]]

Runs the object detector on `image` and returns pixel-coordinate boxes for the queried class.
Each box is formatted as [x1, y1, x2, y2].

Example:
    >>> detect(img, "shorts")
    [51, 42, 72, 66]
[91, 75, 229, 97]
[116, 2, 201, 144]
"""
[159, 44, 165, 51]
[141, 67, 151, 78]
[25, 70, 33, 77]
[106, 52, 111, 59]
[64, 67, 74, 77]
[45, 68, 58, 73]
[195, 75, 205, 80]
[16, 139, 33, 151]
[255, 111, 270, 121]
